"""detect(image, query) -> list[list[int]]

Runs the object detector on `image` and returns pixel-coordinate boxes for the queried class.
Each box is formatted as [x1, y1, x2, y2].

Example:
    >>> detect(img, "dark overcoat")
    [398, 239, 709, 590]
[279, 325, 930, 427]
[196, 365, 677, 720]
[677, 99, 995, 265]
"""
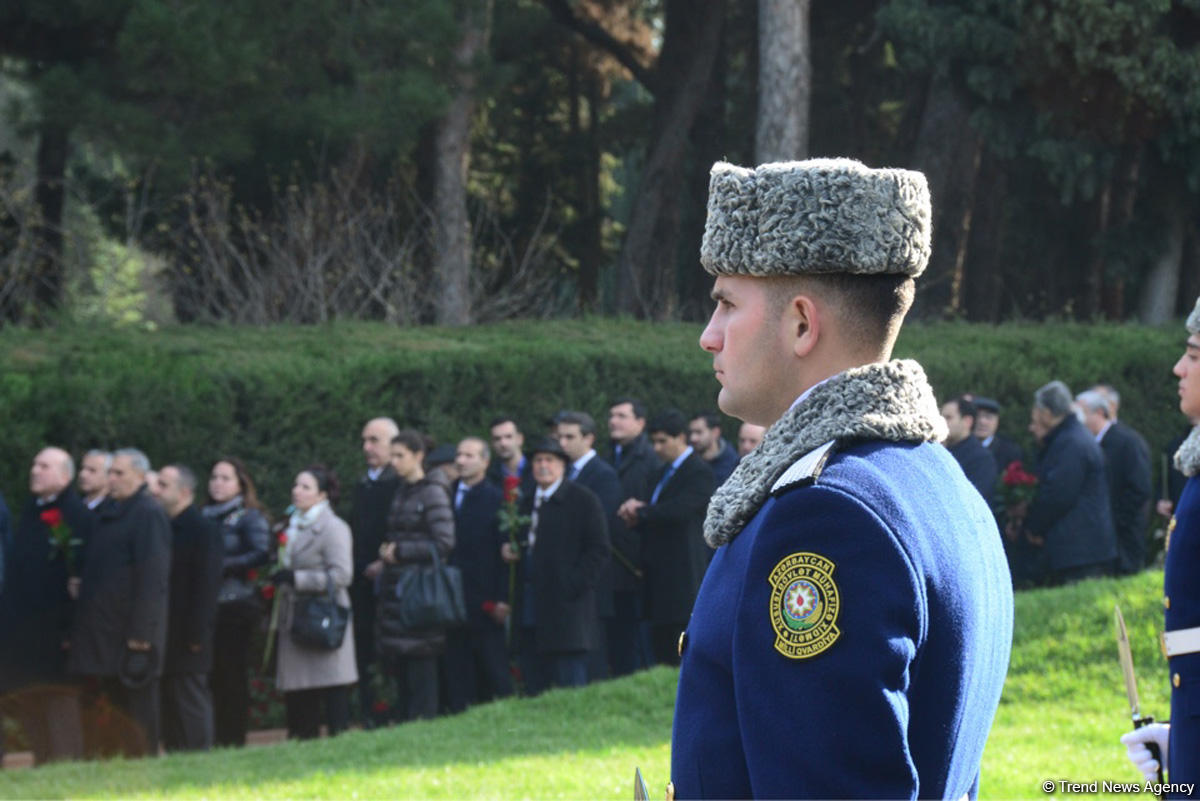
[985, 434, 1024, 475]
[449, 479, 508, 627]
[573, 456, 623, 616]
[637, 452, 714, 625]
[0, 487, 95, 691]
[516, 480, 610, 653]
[1100, 421, 1152, 574]
[68, 485, 171, 677]
[349, 466, 399, 664]
[949, 434, 998, 507]
[164, 504, 223, 675]
[672, 440, 1013, 799]
[1025, 415, 1117, 571]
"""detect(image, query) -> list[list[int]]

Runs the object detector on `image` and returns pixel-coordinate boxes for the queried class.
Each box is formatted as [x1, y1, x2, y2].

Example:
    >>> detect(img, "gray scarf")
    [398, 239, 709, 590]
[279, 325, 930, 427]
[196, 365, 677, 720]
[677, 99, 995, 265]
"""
[1175, 425, 1200, 477]
[704, 359, 947, 548]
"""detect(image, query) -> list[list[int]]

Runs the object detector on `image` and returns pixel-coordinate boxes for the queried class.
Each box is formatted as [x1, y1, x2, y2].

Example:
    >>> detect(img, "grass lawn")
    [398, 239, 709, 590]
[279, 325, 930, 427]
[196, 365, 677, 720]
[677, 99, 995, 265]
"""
[0, 570, 1172, 799]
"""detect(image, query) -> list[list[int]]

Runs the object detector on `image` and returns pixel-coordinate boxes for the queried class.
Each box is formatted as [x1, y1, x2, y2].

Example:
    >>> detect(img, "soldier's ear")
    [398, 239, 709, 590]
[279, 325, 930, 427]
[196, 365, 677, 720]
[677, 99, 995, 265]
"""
[784, 293, 820, 359]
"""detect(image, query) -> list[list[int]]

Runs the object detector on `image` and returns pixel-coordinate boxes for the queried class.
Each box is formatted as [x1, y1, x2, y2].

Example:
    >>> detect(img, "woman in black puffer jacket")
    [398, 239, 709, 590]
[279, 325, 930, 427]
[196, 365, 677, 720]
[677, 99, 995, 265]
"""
[202, 456, 271, 746]
[376, 429, 455, 721]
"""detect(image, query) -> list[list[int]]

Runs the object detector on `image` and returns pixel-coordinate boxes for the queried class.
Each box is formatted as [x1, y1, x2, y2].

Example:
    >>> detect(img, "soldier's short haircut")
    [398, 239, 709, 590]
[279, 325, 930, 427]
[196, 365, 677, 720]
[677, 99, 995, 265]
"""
[556, 411, 597, 438]
[114, 448, 151, 474]
[1034, 381, 1074, 419]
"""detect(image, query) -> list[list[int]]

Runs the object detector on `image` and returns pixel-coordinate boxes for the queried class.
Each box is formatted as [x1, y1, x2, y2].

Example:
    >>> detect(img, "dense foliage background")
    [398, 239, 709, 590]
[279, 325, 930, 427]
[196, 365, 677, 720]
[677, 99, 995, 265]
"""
[0, 319, 1185, 512]
[2, 1, 1198, 327]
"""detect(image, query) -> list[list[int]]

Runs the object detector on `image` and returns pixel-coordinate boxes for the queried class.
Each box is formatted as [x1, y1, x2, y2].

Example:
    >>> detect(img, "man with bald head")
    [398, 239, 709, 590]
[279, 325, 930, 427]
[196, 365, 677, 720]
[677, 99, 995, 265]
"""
[350, 416, 401, 727]
[68, 447, 170, 756]
[0, 447, 94, 764]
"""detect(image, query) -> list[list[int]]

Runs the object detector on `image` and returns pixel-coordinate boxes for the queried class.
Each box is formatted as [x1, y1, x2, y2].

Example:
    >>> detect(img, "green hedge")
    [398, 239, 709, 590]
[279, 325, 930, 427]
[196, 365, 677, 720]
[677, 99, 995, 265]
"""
[0, 318, 1189, 516]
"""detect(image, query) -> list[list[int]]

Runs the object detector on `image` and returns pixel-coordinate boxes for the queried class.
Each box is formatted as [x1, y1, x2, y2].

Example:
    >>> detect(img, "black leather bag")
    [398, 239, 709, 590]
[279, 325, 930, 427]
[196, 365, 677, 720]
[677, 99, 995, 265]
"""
[290, 570, 350, 650]
[392, 543, 467, 629]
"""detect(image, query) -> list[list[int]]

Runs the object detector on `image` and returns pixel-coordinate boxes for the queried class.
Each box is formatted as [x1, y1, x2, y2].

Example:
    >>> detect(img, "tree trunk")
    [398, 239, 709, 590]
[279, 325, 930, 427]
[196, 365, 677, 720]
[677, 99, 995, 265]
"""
[963, 150, 1008, 322]
[433, 0, 493, 327]
[755, 0, 810, 162]
[32, 120, 70, 323]
[909, 73, 980, 318]
[1138, 199, 1184, 324]
[577, 74, 603, 312]
[615, 0, 725, 319]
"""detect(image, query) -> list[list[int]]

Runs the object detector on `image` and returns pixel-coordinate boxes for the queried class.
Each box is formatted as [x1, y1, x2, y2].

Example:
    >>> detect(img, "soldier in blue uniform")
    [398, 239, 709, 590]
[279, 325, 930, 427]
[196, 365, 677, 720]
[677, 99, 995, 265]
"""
[670, 159, 1014, 799]
[1122, 296, 1200, 791]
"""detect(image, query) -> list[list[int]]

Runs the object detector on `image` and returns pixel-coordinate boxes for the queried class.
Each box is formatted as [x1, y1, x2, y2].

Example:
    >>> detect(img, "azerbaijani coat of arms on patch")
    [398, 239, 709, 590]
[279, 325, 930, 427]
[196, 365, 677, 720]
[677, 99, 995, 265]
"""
[768, 552, 841, 659]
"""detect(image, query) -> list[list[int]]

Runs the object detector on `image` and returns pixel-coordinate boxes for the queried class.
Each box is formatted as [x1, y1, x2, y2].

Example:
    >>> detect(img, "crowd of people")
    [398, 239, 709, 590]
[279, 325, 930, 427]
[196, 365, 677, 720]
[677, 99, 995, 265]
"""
[0, 375, 1177, 766]
[0, 402, 768, 764]
[938, 381, 1181, 588]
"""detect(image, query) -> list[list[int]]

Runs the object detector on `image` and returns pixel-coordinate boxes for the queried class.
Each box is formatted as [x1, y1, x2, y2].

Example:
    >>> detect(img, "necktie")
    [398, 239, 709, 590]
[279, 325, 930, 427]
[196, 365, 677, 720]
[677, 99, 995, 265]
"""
[567, 465, 578, 481]
[651, 464, 676, 504]
[614, 446, 623, 469]
[529, 492, 544, 550]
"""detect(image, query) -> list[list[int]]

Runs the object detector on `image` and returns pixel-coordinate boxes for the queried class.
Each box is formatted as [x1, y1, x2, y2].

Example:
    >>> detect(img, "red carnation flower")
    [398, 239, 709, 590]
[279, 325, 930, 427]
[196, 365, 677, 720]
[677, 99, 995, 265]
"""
[372, 700, 390, 714]
[503, 475, 521, 503]
[278, 532, 288, 545]
[261, 584, 276, 601]
[246, 568, 259, 582]
[40, 508, 64, 527]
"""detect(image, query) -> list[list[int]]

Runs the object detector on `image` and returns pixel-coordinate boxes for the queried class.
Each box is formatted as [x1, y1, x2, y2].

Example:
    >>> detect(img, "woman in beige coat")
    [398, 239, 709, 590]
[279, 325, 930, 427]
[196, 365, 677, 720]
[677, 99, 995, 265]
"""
[269, 464, 357, 740]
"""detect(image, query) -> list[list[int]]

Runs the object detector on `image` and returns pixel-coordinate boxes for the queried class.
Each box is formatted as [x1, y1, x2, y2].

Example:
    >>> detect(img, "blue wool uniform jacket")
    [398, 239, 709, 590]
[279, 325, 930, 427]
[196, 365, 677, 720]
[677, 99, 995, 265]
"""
[1165, 474, 1200, 789]
[671, 439, 1013, 799]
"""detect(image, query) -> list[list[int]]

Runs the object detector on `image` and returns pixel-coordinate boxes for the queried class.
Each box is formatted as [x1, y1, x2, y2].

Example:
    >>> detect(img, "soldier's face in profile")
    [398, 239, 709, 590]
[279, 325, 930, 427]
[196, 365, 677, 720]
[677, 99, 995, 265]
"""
[1174, 334, 1200, 420]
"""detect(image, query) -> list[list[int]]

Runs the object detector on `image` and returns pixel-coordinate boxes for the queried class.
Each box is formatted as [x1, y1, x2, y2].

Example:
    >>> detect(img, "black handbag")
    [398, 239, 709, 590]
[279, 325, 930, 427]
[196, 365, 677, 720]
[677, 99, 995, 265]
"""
[392, 542, 467, 629]
[290, 569, 350, 650]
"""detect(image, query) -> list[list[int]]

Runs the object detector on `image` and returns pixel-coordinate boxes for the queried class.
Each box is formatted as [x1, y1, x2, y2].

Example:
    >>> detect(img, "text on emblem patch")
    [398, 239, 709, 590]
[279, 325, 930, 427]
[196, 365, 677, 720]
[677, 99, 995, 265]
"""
[768, 552, 841, 659]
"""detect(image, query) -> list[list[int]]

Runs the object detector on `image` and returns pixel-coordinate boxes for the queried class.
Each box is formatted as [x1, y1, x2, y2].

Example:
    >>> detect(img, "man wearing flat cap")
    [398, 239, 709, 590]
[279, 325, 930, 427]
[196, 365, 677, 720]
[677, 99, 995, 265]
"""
[502, 438, 610, 696]
[1121, 297, 1200, 789]
[971, 396, 1024, 475]
[670, 159, 1013, 799]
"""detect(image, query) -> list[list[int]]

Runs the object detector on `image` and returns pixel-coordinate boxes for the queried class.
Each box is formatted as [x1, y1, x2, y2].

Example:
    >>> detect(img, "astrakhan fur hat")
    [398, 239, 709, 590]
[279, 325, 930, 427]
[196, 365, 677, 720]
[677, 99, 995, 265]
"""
[700, 158, 932, 278]
[1187, 296, 1200, 334]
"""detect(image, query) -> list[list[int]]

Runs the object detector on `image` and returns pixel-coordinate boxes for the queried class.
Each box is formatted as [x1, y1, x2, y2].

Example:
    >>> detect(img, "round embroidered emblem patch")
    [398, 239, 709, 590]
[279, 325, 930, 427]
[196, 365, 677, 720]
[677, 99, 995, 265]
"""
[768, 552, 840, 659]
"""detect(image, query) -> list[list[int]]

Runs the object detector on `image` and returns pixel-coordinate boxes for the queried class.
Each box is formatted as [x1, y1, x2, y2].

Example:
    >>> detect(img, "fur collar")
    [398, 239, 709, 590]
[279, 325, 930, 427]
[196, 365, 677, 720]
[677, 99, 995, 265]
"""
[1175, 425, 1200, 477]
[704, 359, 947, 548]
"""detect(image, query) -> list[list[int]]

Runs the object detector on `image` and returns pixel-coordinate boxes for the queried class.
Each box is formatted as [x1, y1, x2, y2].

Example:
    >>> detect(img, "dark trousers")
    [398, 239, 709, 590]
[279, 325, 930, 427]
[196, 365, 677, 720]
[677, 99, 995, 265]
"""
[350, 579, 378, 724]
[651, 624, 684, 668]
[518, 627, 588, 696]
[211, 601, 259, 747]
[3, 684, 83, 764]
[161, 673, 213, 752]
[283, 684, 351, 740]
[442, 622, 513, 714]
[386, 656, 439, 721]
[606, 590, 643, 677]
[96, 676, 160, 757]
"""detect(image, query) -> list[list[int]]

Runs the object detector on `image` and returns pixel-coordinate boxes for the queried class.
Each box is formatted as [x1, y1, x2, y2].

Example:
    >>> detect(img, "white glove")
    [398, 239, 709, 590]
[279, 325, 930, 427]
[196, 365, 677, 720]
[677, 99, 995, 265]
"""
[1120, 723, 1170, 783]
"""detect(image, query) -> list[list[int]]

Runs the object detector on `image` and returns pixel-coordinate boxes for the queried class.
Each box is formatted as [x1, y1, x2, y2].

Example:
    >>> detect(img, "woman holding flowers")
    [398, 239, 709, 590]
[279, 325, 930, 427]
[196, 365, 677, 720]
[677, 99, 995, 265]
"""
[376, 430, 455, 722]
[269, 464, 356, 739]
[202, 457, 270, 747]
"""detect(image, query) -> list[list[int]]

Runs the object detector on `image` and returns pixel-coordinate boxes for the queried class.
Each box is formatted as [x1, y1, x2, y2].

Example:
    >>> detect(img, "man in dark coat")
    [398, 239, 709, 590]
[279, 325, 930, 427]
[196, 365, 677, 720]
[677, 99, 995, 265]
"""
[607, 398, 657, 501]
[688, 411, 740, 487]
[68, 448, 170, 757]
[1077, 388, 1153, 575]
[0, 447, 93, 764]
[349, 416, 400, 727]
[556, 411, 627, 680]
[973, 396, 1024, 474]
[941, 396, 997, 506]
[151, 465, 222, 752]
[618, 409, 714, 666]
[486, 416, 536, 500]
[1019, 382, 1117, 584]
[443, 437, 513, 713]
[503, 438, 610, 696]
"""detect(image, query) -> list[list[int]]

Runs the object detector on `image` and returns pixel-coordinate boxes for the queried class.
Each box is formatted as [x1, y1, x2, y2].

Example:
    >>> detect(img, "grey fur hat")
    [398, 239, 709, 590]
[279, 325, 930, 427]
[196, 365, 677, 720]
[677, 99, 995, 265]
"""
[700, 158, 932, 278]
[1187, 296, 1200, 334]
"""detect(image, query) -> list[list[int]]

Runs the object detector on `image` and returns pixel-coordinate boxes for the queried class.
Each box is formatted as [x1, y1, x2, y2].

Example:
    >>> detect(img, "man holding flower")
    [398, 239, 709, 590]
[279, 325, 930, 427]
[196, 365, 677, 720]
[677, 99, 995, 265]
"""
[0, 447, 94, 764]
